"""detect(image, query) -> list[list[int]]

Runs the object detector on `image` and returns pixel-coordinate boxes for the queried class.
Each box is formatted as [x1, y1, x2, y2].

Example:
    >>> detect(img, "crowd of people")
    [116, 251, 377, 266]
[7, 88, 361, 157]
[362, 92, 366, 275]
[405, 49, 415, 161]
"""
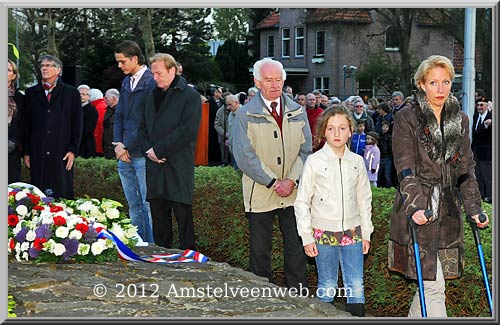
[7, 48, 492, 318]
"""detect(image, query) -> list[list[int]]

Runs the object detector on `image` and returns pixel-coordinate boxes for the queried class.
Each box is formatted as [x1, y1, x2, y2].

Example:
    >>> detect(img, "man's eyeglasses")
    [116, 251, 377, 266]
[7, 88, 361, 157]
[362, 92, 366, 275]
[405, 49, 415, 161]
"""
[39, 63, 58, 69]
[477, 103, 486, 107]
[355, 105, 364, 108]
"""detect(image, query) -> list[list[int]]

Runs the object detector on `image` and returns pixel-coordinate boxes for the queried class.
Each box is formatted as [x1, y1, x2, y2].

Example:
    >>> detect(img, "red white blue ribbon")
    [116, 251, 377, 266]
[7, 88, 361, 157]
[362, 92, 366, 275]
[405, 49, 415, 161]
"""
[97, 229, 209, 264]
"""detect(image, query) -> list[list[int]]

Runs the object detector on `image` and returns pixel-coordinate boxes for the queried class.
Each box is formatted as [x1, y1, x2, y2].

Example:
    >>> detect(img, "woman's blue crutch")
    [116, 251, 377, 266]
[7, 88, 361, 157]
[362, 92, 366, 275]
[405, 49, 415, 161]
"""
[408, 210, 432, 317]
[467, 213, 492, 315]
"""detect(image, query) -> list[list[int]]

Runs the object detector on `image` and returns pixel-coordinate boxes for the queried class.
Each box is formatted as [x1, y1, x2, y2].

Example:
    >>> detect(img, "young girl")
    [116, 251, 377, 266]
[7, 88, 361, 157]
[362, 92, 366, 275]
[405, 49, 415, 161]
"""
[295, 105, 373, 317]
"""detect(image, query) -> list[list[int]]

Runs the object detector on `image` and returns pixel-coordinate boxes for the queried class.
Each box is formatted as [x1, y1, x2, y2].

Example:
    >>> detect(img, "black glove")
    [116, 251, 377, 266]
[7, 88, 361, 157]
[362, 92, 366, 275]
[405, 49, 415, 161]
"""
[8, 140, 17, 153]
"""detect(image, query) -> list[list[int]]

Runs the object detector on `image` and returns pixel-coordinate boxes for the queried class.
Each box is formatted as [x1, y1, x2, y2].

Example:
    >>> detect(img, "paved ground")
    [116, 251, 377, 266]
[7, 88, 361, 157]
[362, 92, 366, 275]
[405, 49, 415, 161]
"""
[8, 245, 355, 320]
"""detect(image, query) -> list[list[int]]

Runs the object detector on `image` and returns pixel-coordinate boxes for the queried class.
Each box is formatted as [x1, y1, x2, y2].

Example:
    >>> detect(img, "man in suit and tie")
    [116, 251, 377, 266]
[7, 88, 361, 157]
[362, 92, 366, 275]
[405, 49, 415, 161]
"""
[23, 55, 82, 199]
[232, 58, 312, 292]
[113, 40, 156, 243]
[471, 95, 492, 203]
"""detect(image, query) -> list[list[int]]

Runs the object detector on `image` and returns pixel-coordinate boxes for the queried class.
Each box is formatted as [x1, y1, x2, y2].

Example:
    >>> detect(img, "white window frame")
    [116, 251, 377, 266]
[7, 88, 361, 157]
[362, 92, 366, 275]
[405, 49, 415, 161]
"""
[314, 77, 330, 94]
[282, 28, 290, 58]
[315, 30, 325, 56]
[295, 26, 305, 57]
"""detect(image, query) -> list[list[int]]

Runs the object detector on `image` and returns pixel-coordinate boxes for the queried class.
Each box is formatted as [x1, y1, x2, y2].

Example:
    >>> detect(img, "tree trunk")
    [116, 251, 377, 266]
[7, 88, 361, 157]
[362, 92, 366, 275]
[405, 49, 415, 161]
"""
[139, 9, 155, 62]
[46, 9, 59, 57]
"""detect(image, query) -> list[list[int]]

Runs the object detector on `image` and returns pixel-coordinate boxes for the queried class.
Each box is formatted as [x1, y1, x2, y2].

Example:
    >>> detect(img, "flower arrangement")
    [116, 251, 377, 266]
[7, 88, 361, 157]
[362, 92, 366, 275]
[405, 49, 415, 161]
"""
[8, 183, 138, 264]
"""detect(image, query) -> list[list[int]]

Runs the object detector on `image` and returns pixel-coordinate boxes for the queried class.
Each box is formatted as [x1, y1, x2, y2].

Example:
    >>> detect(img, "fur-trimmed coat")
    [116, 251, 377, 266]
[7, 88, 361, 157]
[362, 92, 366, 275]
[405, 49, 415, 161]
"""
[388, 92, 482, 281]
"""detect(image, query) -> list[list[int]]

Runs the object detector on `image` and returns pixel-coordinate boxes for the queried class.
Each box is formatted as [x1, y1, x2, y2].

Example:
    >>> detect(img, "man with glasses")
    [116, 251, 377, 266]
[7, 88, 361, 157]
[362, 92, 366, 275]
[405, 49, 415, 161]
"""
[23, 55, 82, 199]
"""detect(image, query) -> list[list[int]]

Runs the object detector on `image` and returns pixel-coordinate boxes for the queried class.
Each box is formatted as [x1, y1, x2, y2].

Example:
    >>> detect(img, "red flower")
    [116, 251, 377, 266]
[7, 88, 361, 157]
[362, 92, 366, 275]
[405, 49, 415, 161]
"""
[8, 214, 19, 227]
[27, 193, 41, 205]
[33, 205, 45, 211]
[9, 238, 15, 251]
[53, 215, 67, 226]
[33, 237, 47, 250]
[49, 204, 63, 213]
[75, 223, 89, 234]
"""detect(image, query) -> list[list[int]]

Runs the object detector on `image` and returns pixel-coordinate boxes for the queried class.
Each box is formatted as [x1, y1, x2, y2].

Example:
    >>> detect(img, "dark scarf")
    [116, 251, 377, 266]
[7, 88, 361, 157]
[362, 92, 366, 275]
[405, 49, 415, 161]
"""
[415, 90, 463, 167]
[8, 84, 16, 125]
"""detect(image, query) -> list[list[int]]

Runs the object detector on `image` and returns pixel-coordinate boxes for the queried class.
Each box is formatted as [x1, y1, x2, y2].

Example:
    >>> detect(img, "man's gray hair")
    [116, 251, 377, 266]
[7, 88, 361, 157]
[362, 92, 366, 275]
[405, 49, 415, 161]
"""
[225, 94, 239, 103]
[253, 58, 286, 81]
[392, 91, 404, 100]
[77, 84, 90, 91]
[248, 87, 258, 95]
[105, 88, 120, 100]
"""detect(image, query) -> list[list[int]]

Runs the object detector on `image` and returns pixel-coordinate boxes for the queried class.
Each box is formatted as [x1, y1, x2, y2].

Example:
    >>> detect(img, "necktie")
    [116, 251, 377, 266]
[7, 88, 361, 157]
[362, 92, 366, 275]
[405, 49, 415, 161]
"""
[130, 77, 135, 90]
[43, 82, 54, 102]
[270, 101, 278, 120]
[476, 115, 483, 130]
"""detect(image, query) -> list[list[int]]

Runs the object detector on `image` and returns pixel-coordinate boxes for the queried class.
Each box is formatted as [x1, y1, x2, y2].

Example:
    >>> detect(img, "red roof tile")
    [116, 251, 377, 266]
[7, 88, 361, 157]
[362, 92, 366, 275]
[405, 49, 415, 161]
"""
[306, 8, 372, 24]
[453, 40, 483, 72]
[256, 11, 279, 29]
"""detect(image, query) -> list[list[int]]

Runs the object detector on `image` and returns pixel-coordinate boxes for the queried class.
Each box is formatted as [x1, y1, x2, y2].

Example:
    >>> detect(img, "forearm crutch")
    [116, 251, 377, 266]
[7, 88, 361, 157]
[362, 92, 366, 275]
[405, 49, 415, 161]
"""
[467, 213, 493, 315]
[408, 210, 432, 317]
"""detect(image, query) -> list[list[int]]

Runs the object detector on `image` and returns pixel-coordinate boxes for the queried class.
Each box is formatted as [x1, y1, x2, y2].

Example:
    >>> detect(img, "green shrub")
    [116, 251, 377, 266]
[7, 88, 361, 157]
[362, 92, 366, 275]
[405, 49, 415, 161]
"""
[8, 294, 16, 317]
[19, 160, 493, 317]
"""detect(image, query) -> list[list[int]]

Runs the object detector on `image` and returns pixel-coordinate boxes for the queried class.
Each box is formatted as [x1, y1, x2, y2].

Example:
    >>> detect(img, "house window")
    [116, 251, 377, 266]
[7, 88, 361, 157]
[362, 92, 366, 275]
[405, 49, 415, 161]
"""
[316, 30, 325, 56]
[314, 77, 330, 94]
[267, 35, 275, 57]
[295, 27, 304, 57]
[385, 25, 399, 52]
[282, 28, 290, 58]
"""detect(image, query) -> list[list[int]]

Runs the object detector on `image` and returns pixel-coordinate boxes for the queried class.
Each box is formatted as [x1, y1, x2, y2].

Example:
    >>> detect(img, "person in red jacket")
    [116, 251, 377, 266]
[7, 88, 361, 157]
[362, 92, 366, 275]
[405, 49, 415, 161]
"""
[89, 88, 107, 156]
[305, 93, 324, 151]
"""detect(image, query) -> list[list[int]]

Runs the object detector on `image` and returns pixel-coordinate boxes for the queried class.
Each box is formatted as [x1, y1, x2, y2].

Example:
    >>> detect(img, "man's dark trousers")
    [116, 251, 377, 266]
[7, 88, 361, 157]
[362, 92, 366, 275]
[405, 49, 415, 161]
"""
[247, 206, 308, 290]
[149, 199, 196, 250]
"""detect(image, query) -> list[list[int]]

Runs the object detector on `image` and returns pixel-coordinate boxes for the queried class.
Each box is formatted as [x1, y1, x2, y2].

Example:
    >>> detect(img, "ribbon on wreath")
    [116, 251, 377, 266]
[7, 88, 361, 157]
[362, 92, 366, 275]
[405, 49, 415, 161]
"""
[97, 228, 209, 264]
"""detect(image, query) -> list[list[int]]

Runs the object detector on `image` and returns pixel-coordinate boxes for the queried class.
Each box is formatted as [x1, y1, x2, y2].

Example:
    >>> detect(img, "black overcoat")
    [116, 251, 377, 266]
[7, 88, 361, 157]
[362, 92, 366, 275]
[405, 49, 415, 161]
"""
[8, 89, 25, 183]
[138, 76, 201, 205]
[23, 79, 83, 199]
[79, 102, 98, 158]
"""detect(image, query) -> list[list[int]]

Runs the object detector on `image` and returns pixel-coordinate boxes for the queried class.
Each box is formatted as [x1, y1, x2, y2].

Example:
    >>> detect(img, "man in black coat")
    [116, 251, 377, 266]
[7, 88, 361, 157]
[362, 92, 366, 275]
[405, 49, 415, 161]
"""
[23, 55, 83, 199]
[471, 96, 492, 203]
[138, 53, 201, 250]
[77, 84, 98, 158]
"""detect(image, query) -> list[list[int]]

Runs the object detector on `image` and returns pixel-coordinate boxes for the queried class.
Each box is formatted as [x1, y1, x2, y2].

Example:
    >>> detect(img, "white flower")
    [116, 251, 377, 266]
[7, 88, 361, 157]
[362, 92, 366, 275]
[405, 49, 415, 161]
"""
[15, 242, 21, 253]
[69, 229, 82, 240]
[95, 211, 107, 223]
[110, 223, 125, 240]
[20, 241, 30, 252]
[125, 226, 139, 239]
[106, 208, 120, 220]
[16, 205, 28, 216]
[77, 201, 94, 212]
[22, 251, 29, 260]
[43, 239, 56, 252]
[78, 243, 90, 255]
[15, 191, 27, 201]
[53, 243, 66, 256]
[91, 239, 106, 255]
[26, 230, 37, 242]
[55, 226, 69, 239]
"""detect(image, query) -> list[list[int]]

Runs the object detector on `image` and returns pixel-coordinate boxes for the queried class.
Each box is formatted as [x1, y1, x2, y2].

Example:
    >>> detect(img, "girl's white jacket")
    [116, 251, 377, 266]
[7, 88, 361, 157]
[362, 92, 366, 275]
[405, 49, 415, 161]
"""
[294, 143, 374, 246]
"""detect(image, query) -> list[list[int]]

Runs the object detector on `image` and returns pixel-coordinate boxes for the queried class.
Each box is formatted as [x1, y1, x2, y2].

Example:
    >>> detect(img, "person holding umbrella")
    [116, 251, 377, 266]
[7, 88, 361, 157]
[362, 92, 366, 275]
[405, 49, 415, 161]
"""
[387, 55, 489, 317]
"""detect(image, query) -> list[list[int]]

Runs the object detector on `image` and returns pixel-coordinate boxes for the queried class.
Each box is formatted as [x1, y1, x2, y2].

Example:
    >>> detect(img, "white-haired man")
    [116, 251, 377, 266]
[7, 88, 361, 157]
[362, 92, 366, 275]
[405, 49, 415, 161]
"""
[233, 58, 312, 292]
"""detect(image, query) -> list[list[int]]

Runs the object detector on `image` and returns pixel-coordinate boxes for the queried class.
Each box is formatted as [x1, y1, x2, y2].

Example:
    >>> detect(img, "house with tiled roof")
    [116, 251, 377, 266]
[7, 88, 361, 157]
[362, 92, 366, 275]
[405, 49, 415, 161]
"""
[254, 8, 466, 100]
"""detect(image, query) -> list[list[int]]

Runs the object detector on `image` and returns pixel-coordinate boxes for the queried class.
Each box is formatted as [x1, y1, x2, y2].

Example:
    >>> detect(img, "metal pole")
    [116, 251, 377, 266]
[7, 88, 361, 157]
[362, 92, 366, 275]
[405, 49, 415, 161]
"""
[342, 65, 347, 100]
[15, 8, 20, 88]
[462, 8, 476, 139]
